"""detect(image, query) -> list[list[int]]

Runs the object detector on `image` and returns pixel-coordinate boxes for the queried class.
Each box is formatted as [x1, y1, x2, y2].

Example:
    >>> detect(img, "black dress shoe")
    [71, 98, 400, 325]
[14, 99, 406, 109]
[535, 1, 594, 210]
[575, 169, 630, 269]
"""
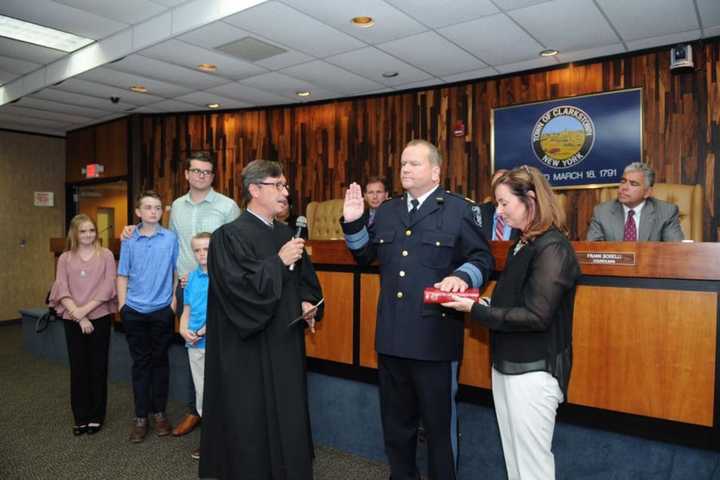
[87, 423, 102, 435]
[73, 425, 88, 436]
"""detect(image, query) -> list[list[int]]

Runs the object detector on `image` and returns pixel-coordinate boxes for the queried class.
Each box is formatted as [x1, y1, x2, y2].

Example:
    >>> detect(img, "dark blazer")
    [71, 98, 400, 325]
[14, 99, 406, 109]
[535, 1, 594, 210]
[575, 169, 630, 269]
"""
[586, 197, 684, 241]
[342, 187, 494, 361]
[479, 201, 520, 241]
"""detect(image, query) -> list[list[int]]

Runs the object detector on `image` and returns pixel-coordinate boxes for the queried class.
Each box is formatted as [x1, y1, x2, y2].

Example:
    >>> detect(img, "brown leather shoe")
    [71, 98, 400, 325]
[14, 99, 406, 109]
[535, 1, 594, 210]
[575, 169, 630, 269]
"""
[153, 412, 172, 437]
[172, 413, 201, 436]
[129, 417, 148, 443]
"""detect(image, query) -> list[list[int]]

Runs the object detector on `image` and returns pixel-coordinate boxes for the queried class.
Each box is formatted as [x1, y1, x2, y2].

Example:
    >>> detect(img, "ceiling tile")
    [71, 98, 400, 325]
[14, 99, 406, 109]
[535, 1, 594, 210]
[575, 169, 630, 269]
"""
[33, 87, 137, 113]
[326, 46, 433, 86]
[52, 0, 167, 25]
[493, 0, 552, 10]
[0, 0, 127, 40]
[596, 0, 698, 42]
[378, 31, 485, 76]
[0, 104, 93, 124]
[0, 55, 40, 75]
[78, 68, 193, 98]
[625, 30, 701, 52]
[55, 78, 164, 106]
[224, 1, 365, 57]
[509, 0, 618, 51]
[0, 38, 66, 65]
[495, 56, 557, 74]
[237, 72, 339, 101]
[282, 0, 427, 44]
[697, 0, 720, 35]
[207, 82, 294, 105]
[556, 43, 625, 64]
[106, 55, 228, 89]
[0, 111, 70, 129]
[18, 96, 111, 117]
[179, 20, 250, 49]
[140, 39, 267, 80]
[439, 14, 543, 66]
[172, 91, 252, 109]
[0, 120, 65, 135]
[385, 0, 499, 28]
[134, 99, 206, 113]
[280, 60, 385, 94]
[442, 67, 497, 84]
[0, 71, 19, 85]
[392, 78, 445, 92]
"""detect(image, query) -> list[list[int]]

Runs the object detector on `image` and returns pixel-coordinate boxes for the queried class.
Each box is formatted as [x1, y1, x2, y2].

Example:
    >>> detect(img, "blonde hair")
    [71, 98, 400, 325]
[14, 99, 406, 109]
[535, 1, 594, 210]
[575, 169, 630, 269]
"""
[66, 214, 101, 252]
[493, 165, 567, 240]
[406, 139, 443, 167]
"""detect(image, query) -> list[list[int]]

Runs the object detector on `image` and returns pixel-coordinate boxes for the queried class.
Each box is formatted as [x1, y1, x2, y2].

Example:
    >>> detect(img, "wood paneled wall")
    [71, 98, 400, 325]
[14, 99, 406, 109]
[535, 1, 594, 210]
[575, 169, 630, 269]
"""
[124, 40, 720, 241]
[66, 118, 128, 183]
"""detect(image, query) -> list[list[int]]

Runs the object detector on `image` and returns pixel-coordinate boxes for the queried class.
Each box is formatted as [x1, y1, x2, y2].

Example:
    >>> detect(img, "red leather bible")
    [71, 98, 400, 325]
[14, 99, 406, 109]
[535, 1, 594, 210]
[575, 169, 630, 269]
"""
[423, 288, 480, 304]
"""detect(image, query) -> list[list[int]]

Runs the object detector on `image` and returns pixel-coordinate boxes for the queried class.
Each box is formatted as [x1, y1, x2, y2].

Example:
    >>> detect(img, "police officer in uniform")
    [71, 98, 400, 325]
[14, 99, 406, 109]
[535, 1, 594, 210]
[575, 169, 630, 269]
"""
[342, 139, 494, 480]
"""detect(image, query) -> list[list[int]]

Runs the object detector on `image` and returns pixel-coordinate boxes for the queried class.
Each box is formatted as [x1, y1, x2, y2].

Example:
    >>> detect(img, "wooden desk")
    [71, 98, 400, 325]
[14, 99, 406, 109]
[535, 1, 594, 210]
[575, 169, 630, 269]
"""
[305, 240, 720, 429]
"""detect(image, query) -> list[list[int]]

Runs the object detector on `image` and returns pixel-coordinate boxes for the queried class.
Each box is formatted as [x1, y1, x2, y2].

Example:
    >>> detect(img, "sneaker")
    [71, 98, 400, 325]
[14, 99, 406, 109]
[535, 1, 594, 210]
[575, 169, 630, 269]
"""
[191, 447, 200, 460]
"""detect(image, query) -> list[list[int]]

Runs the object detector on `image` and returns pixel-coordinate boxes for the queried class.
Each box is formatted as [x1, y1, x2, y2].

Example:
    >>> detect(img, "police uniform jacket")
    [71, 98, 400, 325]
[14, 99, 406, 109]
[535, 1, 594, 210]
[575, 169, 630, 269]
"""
[343, 186, 494, 361]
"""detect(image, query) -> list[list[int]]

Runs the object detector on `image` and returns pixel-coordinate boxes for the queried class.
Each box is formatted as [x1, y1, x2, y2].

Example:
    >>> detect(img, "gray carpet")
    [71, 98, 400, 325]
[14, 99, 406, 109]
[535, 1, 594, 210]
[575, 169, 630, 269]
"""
[0, 323, 390, 480]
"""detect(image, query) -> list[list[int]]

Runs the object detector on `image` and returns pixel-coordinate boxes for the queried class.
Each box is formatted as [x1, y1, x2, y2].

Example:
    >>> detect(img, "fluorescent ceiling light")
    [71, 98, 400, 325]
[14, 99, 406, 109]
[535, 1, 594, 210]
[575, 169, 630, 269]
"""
[0, 15, 94, 52]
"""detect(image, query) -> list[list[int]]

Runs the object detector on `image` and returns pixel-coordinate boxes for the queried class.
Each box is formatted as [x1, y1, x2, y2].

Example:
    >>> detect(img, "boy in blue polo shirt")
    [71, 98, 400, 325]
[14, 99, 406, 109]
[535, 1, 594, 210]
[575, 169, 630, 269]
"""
[117, 190, 178, 443]
[179, 232, 211, 460]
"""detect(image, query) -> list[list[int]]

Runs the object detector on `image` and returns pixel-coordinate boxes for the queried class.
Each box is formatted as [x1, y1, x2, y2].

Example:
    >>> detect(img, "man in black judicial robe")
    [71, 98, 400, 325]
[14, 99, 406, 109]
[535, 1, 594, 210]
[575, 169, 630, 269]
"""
[199, 160, 324, 480]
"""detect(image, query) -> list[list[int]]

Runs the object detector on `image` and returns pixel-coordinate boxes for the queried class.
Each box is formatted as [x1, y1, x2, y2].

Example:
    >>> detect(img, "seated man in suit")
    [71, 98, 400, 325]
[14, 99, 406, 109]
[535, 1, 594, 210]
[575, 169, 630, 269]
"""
[586, 162, 684, 241]
[364, 176, 389, 227]
[479, 169, 520, 241]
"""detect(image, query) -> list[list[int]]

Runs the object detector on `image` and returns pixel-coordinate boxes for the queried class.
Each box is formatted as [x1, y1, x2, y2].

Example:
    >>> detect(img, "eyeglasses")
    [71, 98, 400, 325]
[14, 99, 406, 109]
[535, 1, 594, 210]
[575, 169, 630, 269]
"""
[188, 168, 214, 177]
[257, 181, 290, 192]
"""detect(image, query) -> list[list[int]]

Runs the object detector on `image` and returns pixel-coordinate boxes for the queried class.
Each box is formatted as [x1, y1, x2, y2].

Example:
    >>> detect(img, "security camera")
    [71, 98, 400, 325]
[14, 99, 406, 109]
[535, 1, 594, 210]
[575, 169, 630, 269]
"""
[670, 44, 694, 73]
[110, 96, 120, 104]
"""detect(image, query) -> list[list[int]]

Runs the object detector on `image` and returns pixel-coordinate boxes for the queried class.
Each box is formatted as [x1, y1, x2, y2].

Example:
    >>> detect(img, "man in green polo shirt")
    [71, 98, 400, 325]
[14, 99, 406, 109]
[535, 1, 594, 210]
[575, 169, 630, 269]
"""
[170, 151, 240, 439]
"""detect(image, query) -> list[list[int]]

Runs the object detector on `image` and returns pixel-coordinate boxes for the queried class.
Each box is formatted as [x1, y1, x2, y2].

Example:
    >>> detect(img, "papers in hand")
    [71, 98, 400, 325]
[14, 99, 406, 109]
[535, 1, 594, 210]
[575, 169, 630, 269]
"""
[288, 298, 325, 327]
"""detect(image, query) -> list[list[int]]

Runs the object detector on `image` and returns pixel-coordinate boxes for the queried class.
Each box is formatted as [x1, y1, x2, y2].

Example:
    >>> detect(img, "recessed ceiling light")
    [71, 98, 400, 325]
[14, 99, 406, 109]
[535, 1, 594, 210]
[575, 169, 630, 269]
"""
[296, 91, 311, 97]
[0, 15, 94, 52]
[539, 49, 559, 57]
[197, 63, 217, 73]
[351, 16, 375, 28]
[382, 71, 399, 78]
[130, 85, 148, 93]
[207, 103, 220, 109]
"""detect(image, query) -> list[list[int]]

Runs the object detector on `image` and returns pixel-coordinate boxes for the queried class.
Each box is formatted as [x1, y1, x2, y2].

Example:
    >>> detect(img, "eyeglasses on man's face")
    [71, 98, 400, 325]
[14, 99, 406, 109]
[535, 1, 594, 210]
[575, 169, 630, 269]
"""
[188, 168, 214, 177]
[257, 181, 290, 192]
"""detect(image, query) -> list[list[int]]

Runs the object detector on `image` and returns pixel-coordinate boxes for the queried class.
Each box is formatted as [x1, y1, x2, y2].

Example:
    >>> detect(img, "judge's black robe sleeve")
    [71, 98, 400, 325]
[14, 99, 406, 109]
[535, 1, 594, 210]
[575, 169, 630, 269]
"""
[208, 225, 323, 340]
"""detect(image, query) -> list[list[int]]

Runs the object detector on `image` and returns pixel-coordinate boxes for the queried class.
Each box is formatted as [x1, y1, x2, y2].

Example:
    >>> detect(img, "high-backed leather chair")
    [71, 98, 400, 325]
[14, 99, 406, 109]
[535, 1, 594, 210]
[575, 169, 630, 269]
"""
[306, 199, 345, 240]
[596, 183, 703, 241]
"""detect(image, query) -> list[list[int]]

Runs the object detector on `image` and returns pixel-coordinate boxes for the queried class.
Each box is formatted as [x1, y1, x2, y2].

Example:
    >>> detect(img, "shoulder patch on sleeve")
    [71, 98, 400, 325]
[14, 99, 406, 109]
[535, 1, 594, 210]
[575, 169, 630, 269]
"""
[471, 205, 482, 227]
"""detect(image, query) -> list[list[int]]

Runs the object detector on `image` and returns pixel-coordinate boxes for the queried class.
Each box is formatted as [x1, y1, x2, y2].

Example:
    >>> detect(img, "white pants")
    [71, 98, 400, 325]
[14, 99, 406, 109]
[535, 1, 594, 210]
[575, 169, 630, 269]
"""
[491, 368, 563, 480]
[188, 347, 205, 416]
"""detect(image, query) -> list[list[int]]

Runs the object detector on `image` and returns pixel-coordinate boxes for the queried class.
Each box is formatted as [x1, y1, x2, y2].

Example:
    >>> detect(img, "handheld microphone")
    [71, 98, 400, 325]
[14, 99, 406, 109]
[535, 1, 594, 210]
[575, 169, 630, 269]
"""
[289, 215, 307, 271]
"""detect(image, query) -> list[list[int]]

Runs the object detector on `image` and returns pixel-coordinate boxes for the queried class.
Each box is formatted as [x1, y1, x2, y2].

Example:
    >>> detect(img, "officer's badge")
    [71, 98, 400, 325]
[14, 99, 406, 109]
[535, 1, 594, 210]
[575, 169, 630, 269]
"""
[471, 206, 482, 227]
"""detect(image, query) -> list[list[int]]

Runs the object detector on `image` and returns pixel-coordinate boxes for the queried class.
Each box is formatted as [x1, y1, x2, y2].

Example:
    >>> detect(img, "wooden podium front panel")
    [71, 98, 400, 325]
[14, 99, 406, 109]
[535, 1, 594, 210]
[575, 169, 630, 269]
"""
[458, 282, 495, 389]
[306, 271, 354, 364]
[569, 285, 717, 426]
[359, 273, 380, 368]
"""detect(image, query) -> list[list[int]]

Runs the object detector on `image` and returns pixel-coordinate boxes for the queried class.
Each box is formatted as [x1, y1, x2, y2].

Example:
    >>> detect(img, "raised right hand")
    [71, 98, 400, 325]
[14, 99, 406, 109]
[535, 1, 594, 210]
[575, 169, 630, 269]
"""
[278, 238, 305, 266]
[343, 182, 365, 223]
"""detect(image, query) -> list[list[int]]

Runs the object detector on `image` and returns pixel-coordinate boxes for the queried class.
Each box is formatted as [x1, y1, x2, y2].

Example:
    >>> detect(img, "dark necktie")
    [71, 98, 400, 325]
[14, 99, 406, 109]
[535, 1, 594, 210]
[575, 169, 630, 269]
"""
[494, 214, 505, 240]
[623, 209, 637, 241]
[409, 199, 419, 221]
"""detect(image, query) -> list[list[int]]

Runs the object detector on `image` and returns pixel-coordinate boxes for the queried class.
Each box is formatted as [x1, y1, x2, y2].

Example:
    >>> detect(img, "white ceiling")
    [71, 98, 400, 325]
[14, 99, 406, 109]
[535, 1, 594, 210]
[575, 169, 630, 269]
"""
[0, 0, 719, 136]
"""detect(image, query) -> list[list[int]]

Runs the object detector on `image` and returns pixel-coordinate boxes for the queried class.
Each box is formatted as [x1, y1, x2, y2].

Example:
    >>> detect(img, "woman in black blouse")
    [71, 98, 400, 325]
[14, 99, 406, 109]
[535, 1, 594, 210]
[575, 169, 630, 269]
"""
[442, 165, 580, 479]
